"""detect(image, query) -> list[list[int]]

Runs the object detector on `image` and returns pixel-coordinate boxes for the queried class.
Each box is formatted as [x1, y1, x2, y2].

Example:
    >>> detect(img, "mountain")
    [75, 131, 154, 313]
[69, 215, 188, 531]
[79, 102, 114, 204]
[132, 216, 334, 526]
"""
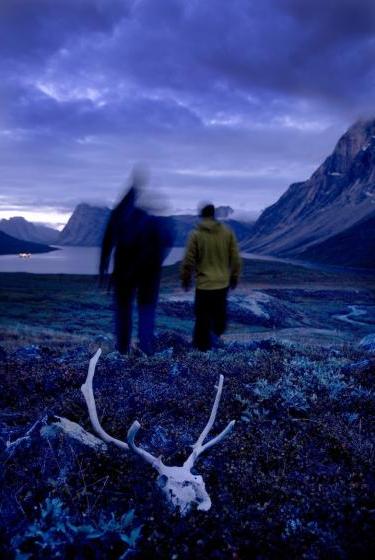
[215, 206, 234, 219]
[299, 211, 375, 269]
[58, 203, 254, 247]
[243, 119, 375, 259]
[0, 217, 59, 244]
[172, 216, 253, 245]
[58, 203, 111, 246]
[0, 231, 57, 255]
[172, 207, 253, 246]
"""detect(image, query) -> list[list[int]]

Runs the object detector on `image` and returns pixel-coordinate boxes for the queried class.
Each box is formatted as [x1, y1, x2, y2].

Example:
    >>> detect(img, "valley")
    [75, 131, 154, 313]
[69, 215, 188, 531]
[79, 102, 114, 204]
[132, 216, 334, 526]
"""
[1, 258, 374, 350]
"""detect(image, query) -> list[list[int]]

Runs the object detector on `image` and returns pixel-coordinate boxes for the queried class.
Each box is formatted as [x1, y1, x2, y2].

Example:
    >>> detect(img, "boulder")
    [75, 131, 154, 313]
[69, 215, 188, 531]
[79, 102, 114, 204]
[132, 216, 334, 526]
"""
[359, 334, 375, 354]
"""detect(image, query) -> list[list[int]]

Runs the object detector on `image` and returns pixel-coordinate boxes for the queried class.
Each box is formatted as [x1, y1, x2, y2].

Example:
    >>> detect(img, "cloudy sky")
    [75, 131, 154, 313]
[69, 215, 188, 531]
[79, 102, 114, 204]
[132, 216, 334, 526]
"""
[0, 0, 374, 226]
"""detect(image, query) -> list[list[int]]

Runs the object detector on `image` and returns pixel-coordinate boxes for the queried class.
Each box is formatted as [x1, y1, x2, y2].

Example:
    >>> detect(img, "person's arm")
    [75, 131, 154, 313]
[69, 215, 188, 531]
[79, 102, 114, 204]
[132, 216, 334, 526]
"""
[99, 212, 115, 283]
[180, 231, 198, 290]
[229, 231, 241, 289]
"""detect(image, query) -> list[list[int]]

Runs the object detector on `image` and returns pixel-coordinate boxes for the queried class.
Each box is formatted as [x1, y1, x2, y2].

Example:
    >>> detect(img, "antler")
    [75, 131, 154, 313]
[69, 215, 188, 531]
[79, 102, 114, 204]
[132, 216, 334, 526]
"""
[81, 350, 235, 514]
[127, 421, 163, 470]
[183, 374, 235, 471]
[81, 348, 129, 451]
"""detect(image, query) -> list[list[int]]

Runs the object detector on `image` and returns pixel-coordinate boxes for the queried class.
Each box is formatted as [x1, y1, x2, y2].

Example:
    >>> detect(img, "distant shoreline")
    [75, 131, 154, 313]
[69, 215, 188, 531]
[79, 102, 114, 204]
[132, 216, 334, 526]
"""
[0, 248, 374, 278]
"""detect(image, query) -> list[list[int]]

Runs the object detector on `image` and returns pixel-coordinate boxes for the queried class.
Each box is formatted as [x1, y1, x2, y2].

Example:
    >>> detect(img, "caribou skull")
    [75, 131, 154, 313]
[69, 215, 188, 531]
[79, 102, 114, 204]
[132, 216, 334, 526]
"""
[81, 349, 235, 514]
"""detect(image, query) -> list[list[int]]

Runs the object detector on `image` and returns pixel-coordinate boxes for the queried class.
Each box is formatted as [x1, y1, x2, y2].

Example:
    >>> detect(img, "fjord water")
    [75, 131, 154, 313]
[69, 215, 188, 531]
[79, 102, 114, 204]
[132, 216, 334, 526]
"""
[0, 246, 186, 274]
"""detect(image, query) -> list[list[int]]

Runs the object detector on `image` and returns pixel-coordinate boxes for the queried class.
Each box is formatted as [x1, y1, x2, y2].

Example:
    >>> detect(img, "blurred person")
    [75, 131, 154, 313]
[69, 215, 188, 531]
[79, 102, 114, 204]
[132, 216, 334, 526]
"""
[180, 203, 241, 351]
[100, 172, 174, 355]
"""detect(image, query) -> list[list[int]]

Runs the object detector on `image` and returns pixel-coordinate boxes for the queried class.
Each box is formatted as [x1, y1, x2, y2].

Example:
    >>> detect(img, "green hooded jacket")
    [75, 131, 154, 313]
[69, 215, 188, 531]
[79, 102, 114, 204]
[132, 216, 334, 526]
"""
[180, 218, 242, 290]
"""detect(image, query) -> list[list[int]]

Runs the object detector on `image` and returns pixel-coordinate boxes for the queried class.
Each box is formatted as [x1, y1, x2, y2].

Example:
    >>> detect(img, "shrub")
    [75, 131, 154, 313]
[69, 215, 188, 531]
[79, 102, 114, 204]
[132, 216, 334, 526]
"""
[12, 498, 142, 559]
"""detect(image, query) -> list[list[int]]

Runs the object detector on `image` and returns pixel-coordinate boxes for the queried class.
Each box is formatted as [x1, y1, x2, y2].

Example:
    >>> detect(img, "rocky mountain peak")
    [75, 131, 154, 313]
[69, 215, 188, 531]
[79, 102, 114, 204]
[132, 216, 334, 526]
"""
[325, 119, 375, 173]
[243, 118, 375, 257]
[58, 203, 111, 246]
[0, 216, 59, 244]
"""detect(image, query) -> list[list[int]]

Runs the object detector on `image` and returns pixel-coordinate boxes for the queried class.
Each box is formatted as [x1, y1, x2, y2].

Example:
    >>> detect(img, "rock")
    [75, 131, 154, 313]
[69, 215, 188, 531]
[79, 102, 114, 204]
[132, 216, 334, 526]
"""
[40, 415, 108, 453]
[229, 292, 304, 328]
[359, 334, 375, 354]
[5, 417, 46, 454]
[95, 334, 113, 345]
[14, 345, 41, 361]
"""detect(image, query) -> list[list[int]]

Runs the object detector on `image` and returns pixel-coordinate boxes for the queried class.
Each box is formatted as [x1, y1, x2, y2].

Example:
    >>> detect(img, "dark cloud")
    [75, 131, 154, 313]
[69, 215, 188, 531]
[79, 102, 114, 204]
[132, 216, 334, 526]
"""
[0, 0, 374, 222]
[0, 0, 129, 63]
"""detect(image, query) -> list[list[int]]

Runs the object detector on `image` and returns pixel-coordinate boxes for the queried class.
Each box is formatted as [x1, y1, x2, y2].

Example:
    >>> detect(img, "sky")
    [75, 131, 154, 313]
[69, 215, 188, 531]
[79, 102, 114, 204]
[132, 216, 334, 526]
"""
[0, 0, 374, 227]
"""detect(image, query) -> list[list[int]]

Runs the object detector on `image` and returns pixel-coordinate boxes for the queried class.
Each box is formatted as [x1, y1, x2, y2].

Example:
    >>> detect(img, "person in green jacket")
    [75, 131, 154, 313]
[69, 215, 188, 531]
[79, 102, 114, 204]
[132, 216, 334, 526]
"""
[180, 203, 241, 351]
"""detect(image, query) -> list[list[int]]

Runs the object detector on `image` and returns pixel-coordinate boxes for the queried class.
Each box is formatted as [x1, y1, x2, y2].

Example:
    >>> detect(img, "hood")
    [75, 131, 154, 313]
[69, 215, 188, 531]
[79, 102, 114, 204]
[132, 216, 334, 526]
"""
[197, 218, 223, 233]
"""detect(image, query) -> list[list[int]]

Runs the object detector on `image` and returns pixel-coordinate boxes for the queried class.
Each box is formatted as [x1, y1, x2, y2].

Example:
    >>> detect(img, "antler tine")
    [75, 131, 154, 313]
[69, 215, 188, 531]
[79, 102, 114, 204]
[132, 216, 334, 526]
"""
[127, 421, 162, 470]
[184, 375, 235, 470]
[81, 348, 129, 451]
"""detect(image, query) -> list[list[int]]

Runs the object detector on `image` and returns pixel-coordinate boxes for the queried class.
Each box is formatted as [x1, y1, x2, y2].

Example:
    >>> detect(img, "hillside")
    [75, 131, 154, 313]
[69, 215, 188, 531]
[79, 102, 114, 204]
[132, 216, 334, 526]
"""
[243, 119, 375, 262]
[0, 231, 57, 255]
[58, 203, 253, 247]
[0, 217, 59, 244]
[172, 214, 254, 245]
[299, 211, 375, 269]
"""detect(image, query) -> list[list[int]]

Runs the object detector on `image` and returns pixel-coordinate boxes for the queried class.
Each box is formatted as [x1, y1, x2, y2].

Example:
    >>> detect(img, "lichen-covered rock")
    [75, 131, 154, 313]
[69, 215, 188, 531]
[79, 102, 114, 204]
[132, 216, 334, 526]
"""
[40, 415, 108, 453]
[160, 291, 305, 328]
[359, 333, 375, 353]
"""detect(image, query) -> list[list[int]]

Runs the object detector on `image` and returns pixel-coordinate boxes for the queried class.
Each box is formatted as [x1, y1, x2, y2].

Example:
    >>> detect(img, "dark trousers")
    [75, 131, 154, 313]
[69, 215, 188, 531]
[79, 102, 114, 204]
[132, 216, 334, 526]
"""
[114, 275, 160, 355]
[193, 288, 228, 351]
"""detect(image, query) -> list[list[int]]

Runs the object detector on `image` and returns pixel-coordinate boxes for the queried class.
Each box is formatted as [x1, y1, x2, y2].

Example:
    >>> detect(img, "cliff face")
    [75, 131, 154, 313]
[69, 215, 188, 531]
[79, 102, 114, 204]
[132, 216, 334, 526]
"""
[58, 204, 253, 247]
[243, 119, 375, 257]
[58, 204, 111, 246]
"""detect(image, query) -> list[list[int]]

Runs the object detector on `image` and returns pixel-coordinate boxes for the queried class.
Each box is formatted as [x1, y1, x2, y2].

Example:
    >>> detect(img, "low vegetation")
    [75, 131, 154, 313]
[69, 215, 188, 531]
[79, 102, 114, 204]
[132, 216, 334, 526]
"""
[0, 265, 374, 558]
[1, 333, 374, 558]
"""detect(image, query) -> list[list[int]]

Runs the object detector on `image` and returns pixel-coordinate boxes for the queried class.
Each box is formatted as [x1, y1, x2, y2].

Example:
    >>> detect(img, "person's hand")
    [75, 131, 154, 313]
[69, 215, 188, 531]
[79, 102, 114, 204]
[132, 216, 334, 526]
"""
[229, 276, 238, 290]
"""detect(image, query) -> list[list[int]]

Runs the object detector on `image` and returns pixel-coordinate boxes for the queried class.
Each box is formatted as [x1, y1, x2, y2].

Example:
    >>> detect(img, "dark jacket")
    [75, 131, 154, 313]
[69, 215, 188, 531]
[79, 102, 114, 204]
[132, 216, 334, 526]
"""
[100, 197, 174, 285]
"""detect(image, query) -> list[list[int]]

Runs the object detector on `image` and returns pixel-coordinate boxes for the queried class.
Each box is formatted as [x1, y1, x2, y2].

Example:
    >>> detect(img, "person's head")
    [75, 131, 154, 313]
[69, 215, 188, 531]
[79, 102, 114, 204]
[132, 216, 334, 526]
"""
[131, 163, 149, 190]
[200, 203, 215, 219]
[116, 164, 148, 210]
